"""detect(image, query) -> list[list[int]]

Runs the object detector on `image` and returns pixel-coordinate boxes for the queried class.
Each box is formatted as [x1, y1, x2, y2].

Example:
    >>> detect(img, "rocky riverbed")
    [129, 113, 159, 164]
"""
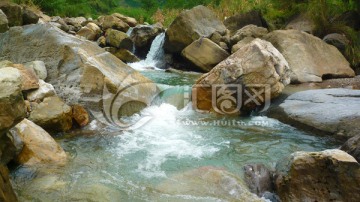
[0, 2, 359, 202]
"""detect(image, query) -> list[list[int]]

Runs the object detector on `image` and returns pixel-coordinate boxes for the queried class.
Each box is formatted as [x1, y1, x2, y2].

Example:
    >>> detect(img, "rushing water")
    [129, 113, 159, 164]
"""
[11, 70, 341, 201]
[128, 33, 166, 71]
[10, 34, 342, 201]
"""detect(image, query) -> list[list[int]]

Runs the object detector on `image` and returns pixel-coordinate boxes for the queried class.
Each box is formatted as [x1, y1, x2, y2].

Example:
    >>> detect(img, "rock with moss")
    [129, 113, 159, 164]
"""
[22, 6, 39, 25]
[182, 38, 229, 72]
[106, 28, 133, 50]
[0, 2, 22, 27]
[0, 9, 8, 33]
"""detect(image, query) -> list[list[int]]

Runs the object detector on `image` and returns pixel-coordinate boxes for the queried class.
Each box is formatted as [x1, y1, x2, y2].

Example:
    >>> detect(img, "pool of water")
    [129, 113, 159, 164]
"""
[11, 70, 341, 201]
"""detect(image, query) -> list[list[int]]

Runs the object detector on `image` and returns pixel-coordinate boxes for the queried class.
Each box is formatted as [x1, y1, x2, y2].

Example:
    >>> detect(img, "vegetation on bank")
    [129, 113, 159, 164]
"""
[11, 0, 360, 68]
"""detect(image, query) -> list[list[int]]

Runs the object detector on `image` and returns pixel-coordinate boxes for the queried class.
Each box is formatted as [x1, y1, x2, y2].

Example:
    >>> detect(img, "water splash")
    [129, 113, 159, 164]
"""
[128, 33, 166, 71]
[126, 27, 136, 53]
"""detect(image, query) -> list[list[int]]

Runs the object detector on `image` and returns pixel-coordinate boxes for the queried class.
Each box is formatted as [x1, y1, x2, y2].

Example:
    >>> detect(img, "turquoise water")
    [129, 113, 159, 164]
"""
[11, 71, 341, 201]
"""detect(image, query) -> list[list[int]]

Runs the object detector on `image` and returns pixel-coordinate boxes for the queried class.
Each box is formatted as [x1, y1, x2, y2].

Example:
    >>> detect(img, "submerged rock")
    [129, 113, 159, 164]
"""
[182, 38, 229, 72]
[12, 119, 67, 166]
[243, 164, 273, 197]
[264, 30, 355, 83]
[164, 5, 226, 54]
[267, 88, 360, 137]
[275, 149, 360, 201]
[341, 135, 360, 162]
[194, 38, 290, 114]
[157, 167, 264, 201]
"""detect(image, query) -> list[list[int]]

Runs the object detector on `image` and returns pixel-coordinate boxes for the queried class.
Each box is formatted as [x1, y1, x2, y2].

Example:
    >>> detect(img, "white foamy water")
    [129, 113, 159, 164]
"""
[128, 33, 166, 71]
[112, 103, 221, 178]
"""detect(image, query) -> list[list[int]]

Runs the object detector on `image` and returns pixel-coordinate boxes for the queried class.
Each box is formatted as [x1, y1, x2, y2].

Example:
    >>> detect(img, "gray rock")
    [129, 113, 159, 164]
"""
[341, 135, 360, 162]
[130, 24, 164, 57]
[244, 164, 273, 196]
[230, 25, 268, 46]
[323, 33, 350, 54]
[164, 5, 226, 54]
[26, 80, 56, 102]
[267, 88, 360, 137]
[0, 9, 8, 33]
[22, 7, 39, 25]
[285, 13, 316, 34]
[24, 60, 47, 80]
[224, 10, 268, 35]
[264, 30, 355, 83]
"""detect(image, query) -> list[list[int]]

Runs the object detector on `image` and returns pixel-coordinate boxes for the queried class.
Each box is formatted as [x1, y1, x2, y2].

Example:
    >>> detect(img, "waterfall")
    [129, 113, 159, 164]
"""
[128, 33, 166, 71]
[126, 27, 136, 53]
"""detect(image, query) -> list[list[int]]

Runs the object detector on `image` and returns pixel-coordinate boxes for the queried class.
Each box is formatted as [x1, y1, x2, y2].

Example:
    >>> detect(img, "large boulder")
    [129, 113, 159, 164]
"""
[267, 88, 360, 138]
[105, 28, 133, 50]
[181, 38, 230, 72]
[341, 135, 360, 162]
[0, 165, 18, 202]
[22, 7, 39, 25]
[0, 2, 22, 27]
[264, 30, 355, 83]
[97, 15, 129, 33]
[194, 39, 290, 114]
[130, 24, 164, 57]
[164, 5, 227, 54]
[0, 24, 158, 121]
[0, 67, 26, 132]
[29, 96, 72, 132]
[112, 13, 137, 27]
[0, 9, 8, 33]
[224, 10, 268, 35]
[12, 119, 67, 166]
[275, 149, 360, 202]
[76, 22, 101, 41]
[157, 167, 263, 201]
[285, 13, 316, 34]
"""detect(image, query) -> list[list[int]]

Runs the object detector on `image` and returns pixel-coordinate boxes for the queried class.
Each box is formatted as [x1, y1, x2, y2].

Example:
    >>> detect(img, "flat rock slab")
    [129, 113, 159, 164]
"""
[268, 88, 360, 138]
